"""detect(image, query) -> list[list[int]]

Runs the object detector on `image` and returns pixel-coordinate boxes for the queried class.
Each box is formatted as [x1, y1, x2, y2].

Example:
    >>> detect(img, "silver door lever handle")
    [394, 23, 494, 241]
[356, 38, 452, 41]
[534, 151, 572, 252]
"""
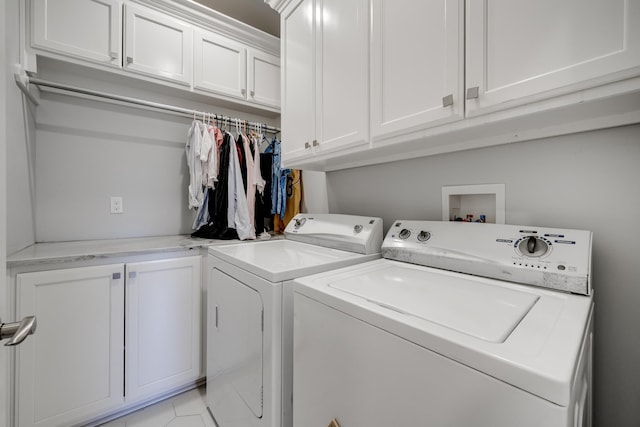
[1, 316, 37, 346]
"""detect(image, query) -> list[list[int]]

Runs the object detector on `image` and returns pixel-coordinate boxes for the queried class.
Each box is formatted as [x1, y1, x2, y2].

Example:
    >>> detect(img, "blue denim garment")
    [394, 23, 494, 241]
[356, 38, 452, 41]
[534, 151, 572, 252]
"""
[192, 189, 210, 230]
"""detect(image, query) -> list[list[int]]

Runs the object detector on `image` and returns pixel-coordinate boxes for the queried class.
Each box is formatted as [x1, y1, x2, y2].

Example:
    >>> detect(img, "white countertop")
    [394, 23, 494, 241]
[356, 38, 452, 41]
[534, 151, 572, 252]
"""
[6, 235, 240, 267]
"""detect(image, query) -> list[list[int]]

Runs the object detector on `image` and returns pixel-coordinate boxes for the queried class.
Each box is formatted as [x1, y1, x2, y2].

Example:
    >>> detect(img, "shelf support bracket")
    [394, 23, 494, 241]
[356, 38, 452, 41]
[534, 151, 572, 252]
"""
[14, 65, 40, 106]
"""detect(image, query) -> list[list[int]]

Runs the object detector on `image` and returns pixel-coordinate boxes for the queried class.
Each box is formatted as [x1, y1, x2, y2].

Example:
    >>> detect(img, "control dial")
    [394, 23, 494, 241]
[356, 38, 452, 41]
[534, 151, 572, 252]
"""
[293, 218, 306, 229]
[353, 224, 363, 234]
[417, 231, 431, 242]
[517, 236, 550, 258]
[398, 229, 411, 240]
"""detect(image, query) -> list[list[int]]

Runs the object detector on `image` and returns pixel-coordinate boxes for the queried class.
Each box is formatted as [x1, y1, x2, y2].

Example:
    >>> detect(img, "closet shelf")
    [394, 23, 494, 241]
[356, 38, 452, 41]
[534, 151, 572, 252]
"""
[23, 76, 281, 134]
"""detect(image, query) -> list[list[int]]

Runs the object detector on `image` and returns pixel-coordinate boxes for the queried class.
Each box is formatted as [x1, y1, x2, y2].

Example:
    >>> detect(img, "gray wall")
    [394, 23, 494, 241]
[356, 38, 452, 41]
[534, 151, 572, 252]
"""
[5, 0, 36, 255]
[327, 124, 640, 427]
[194, 0, 280, 37]
[33, 65, 279, 242]
[35, 94, 195, 241]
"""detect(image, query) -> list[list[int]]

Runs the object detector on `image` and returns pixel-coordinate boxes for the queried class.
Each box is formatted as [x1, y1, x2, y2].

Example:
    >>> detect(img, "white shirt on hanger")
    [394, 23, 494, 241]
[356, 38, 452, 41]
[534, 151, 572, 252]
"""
[186, 120, 204, 209]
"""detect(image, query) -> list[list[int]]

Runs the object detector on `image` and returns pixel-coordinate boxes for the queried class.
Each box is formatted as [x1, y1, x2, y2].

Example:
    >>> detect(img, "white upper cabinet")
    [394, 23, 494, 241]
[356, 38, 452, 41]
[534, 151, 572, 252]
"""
[465, 0, 640, 116]
[315, 0, 369, 154]
[32, 0, 122, 67]
[281, 0, 369, 164]
[123, 3, 193, 86]
[28, 1, 280, 112]
[273, 0, 640, 170]
[281, 0, 316, 162]
[248, 48, 281, 109]
[194, 29, 247, 99]
[194, 30, 281, 109]
[371, 0, 463, 141]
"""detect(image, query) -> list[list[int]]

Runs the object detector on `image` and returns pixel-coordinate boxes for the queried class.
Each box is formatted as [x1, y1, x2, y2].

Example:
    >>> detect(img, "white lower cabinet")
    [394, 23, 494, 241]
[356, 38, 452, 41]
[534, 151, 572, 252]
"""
[125, 256, 202, 402]
[16, 264, 126, 427]
[14, 255, 202, 427]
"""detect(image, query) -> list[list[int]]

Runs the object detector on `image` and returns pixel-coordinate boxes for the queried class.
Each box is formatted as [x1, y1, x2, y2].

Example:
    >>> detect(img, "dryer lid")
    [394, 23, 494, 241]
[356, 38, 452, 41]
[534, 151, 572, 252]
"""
[209, 239, 379, 282]
[329, 264, 539, 343]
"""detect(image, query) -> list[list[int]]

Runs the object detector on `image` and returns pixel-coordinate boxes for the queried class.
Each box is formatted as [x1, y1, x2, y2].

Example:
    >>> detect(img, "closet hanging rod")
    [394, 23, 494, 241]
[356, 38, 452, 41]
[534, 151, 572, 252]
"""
[26, 76, 281, 134]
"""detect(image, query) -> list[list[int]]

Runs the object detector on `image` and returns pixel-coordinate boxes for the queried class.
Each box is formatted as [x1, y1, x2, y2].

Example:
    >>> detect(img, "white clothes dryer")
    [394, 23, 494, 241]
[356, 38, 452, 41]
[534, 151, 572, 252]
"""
[206, 213, 383, 427]
[293, 220, 593, 427]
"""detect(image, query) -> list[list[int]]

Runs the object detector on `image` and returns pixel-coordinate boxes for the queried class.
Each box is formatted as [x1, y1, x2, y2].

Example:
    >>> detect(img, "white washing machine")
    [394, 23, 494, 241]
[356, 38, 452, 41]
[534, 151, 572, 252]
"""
[206, 213, 383, 427]
[293, 220, 593, 427]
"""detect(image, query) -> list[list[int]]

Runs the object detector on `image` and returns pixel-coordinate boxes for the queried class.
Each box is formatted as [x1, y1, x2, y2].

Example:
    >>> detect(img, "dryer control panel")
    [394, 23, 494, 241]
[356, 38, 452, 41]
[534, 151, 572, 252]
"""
[284, 214, 383, 255]
[383, 220, 592, 295]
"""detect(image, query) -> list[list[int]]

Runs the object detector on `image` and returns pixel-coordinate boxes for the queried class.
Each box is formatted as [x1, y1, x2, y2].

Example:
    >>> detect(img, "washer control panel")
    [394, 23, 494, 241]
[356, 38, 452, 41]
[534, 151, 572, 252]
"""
[383, 220, 593, 295]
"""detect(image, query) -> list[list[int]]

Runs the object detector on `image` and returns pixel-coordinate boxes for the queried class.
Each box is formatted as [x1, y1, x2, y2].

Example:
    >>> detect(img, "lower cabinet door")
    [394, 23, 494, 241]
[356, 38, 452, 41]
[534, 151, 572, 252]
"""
[16, 264, 125, 427]
[125, 256, 202, 402]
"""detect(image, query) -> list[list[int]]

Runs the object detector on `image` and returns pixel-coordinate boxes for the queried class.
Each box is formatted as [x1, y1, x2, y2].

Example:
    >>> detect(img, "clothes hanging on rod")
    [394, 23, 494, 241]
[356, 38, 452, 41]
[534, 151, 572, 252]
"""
[188, 117, 300, 241]
[26, 77, 281, 135]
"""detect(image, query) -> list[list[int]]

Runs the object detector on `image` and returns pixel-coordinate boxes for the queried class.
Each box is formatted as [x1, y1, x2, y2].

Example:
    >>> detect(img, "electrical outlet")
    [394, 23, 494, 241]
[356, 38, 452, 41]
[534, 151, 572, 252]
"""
[110, 196, 123, 214]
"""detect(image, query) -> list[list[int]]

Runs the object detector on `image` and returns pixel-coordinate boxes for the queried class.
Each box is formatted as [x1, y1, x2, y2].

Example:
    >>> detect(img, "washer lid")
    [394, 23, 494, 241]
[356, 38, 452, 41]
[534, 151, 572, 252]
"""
[329, 265, 539, 343]
[209, 240, 379, 282]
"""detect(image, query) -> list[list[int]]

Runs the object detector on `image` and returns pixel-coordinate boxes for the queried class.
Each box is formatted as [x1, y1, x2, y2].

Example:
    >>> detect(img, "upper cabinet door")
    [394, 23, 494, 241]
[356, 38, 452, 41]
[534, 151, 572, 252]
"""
[466, 0, 640, 116]
[315, 0, 369, 155]
[248, 49, 281, 109]
[194, 29, 247, 100]
[281, 0, 316, 163]
[124, 4, 193, 86]
[371, 0, 463, 141]
[32, 0, 122, 67]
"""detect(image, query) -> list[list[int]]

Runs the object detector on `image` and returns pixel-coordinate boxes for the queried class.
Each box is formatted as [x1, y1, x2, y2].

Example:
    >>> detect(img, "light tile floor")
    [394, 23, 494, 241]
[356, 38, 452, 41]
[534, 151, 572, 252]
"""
[100, 386, 216, 427]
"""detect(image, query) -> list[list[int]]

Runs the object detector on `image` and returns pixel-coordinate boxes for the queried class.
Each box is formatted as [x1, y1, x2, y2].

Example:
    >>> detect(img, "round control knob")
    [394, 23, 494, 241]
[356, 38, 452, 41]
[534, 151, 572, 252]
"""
[353, 224, 363, 234]
[417, 231, 431, 242]
[293, 218, 306, 229]
[398, 229, 411, 240]
[517, 236, 550, 258]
